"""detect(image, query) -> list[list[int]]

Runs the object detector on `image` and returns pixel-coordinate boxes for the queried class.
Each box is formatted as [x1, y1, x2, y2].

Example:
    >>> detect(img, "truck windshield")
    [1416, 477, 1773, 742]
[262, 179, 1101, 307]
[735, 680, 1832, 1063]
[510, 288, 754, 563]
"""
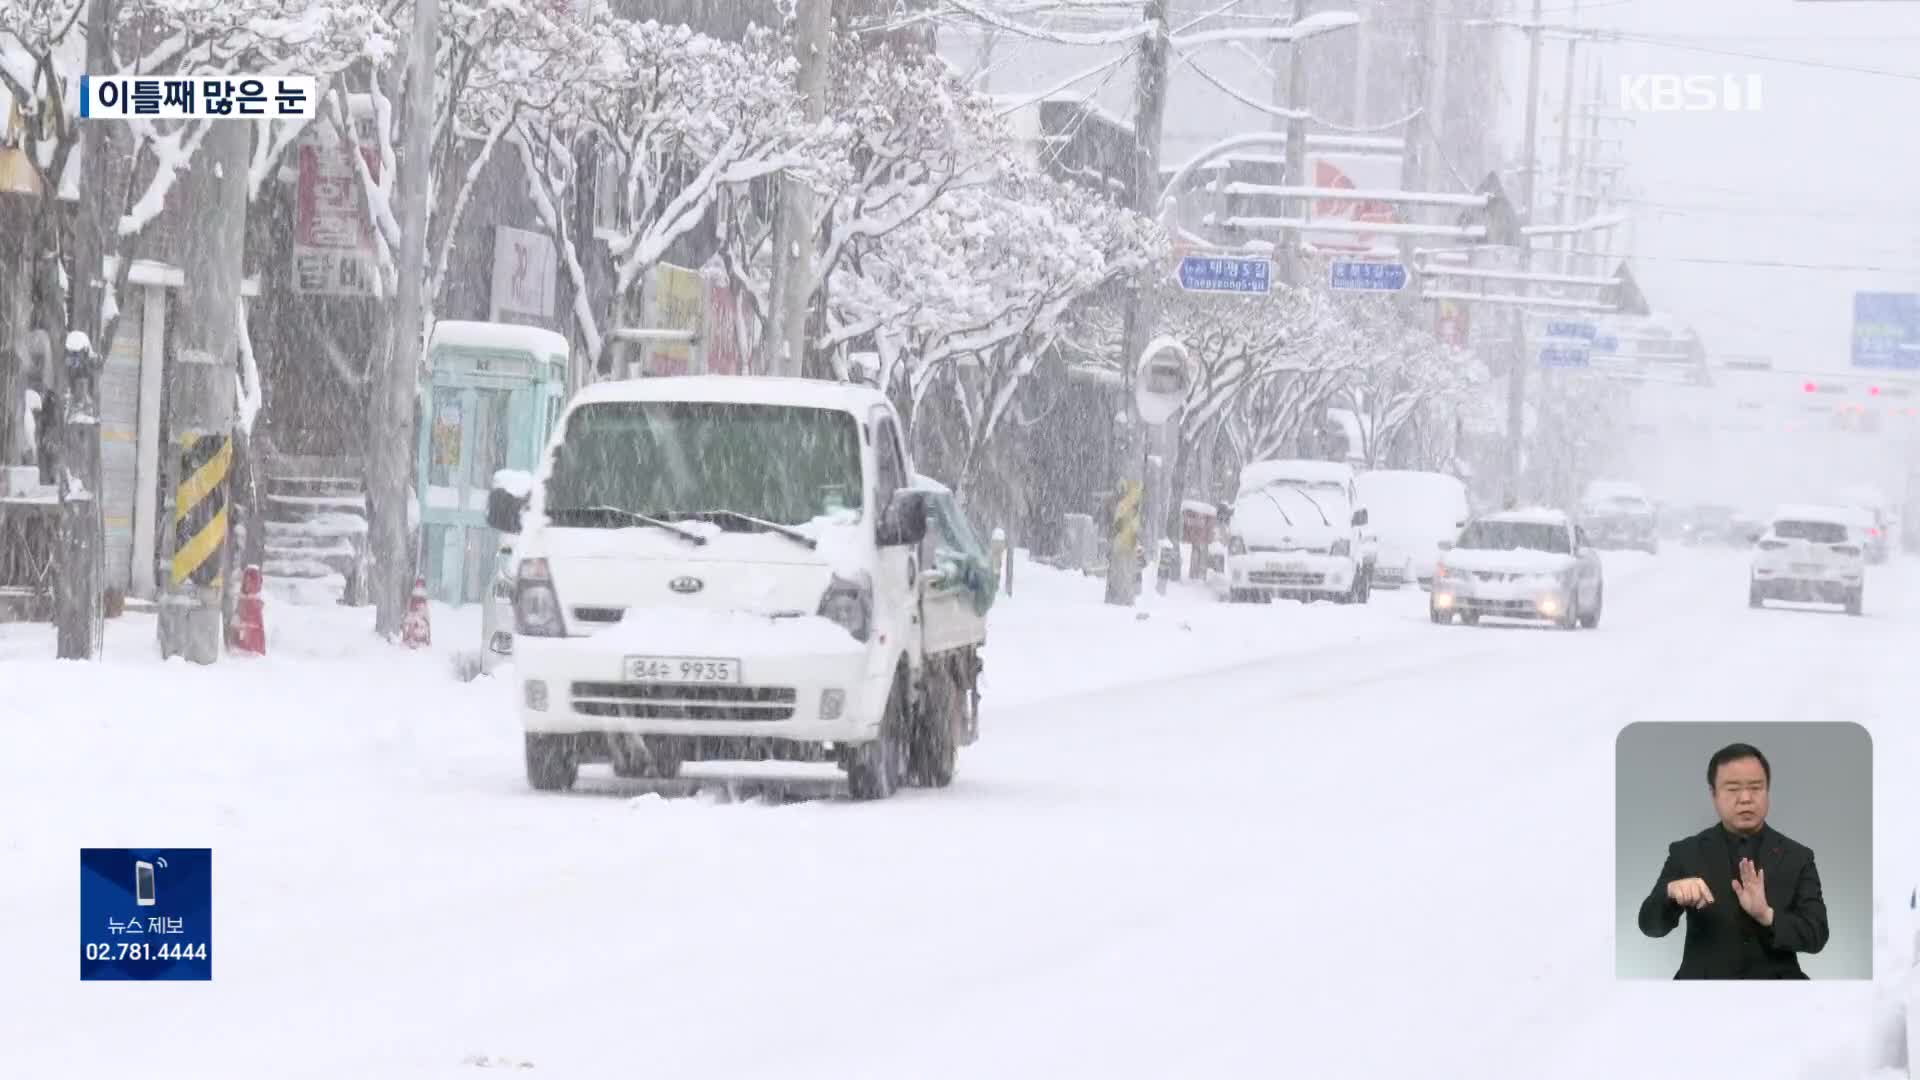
[545, 401, 864, 527]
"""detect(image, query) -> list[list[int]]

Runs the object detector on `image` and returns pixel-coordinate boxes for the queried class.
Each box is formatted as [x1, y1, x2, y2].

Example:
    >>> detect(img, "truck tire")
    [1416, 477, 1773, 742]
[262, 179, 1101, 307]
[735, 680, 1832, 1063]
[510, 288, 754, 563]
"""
[846, 674, 909, 801]
[525, 733, 578, 792]
[1578, 586, 1603, 629]
[1749, 580, 1765, 609]
[908, 662, 960, 789]
[1847, 587, 1865, 617]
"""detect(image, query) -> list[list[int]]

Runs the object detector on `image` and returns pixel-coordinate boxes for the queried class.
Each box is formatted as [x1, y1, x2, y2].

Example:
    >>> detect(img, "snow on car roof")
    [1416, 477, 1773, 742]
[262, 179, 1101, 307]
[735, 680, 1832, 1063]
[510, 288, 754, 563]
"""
[1239, 459, 1354, 491]
[429, 320, 570, 360]
[911, 473, 952, 494]
[571, 375, 894, 414]
[1480, 507, 1570, 526]
[1771, 503, 1860, 527]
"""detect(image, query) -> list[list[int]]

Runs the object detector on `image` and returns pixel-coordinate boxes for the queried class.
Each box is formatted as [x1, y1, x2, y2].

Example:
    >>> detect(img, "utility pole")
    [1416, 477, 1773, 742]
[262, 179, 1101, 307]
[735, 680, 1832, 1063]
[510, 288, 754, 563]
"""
[1280, 0, 1311, 287]
[372, 0, 439, 639]
[56, 0, 114, 660]
[766, 0, 831, 378]
[158, 120, 247, 663]
[1505, 0, 1544, 508]
[1105, 0, 1170, 607]
[1396, 0, 1440, 305]
[1552, 0, 1581, 275]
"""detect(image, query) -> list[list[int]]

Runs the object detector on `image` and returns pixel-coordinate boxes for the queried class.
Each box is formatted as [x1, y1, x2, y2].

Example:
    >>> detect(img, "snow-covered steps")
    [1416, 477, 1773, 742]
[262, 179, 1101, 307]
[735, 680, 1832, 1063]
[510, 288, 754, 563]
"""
[260, 454, 367, 603]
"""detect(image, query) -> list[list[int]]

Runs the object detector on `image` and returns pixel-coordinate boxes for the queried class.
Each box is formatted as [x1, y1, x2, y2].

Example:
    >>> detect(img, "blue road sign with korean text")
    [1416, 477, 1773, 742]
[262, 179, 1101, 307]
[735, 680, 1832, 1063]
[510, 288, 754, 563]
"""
[1851, 292, 1920, 370]
[1539, 345, 1591, 369]
[1328, 260, 1409, 292]
[1177, 255, 1272, 294]
[1544, 319, 1598, 342]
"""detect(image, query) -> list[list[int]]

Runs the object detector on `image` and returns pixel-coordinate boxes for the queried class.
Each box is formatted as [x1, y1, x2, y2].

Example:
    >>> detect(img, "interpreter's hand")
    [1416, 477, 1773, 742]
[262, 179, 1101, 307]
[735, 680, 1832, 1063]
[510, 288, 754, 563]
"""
[1730, 858, 1773, 926]
[1667, 876, 1714, 908]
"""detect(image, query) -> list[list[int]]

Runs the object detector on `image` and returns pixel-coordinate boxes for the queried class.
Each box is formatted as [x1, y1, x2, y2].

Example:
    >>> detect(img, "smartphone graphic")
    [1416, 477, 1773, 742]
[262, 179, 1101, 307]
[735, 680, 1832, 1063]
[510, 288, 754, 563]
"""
[134, 861, 156, 906]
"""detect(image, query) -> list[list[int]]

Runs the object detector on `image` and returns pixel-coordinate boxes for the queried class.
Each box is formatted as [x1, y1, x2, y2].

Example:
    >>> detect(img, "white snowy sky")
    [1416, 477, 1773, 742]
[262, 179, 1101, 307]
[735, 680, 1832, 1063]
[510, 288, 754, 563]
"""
[1510, 0, 1920, 370]
[942, 0, 1920, 372]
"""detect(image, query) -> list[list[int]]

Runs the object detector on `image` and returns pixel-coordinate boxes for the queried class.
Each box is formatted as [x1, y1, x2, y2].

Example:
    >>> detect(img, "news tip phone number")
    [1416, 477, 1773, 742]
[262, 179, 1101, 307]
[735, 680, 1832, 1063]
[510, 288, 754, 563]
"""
[84, 942, 207, 962]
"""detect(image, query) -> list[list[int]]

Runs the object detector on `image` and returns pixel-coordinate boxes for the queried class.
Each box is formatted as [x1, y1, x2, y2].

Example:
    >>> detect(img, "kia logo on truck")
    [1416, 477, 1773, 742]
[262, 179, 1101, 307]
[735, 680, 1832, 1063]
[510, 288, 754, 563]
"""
[668, 576, 704, 594]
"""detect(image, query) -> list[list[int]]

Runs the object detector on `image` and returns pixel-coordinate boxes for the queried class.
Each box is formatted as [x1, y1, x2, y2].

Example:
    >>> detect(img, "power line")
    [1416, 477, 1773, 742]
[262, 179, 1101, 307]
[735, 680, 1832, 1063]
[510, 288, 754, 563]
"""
[1625, 253, 1920, 274]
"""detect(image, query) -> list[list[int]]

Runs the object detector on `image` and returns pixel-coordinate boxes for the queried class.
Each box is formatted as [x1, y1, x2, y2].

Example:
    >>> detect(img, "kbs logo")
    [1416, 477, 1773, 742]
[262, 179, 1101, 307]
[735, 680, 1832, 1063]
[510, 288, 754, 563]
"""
[1618, 74, 1762, 113]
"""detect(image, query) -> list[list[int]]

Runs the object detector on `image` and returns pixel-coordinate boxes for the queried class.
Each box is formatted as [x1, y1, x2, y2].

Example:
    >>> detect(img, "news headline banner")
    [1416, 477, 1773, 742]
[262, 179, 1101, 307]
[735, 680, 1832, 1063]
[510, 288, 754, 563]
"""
[80, 76, 318, 120]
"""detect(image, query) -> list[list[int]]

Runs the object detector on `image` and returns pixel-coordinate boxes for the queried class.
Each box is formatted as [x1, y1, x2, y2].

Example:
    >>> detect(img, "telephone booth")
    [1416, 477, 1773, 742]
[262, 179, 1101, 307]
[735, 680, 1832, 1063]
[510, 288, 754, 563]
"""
[415, 321, 570, 605]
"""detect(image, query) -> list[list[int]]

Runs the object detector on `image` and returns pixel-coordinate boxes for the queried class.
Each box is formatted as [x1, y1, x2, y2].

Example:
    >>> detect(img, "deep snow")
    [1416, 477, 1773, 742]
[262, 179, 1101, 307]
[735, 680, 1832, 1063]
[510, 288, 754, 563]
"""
[1, 548, 1915, 1078]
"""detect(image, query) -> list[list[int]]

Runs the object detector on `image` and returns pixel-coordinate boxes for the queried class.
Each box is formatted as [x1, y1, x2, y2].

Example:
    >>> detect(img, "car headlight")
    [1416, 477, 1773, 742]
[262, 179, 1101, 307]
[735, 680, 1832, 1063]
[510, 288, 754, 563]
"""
[513, 558, 567, 638]
[1329, 538, 1351, 558]
[1228, 534, 1247, 556]
[818, 573, 873, 642]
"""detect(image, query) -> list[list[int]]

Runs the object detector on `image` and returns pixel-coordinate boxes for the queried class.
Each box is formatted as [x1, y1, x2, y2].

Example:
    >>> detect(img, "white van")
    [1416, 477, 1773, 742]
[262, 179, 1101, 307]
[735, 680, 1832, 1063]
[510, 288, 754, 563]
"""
[1354, 469, 1469, 590]
[490, 376, 985, 800]
[1222, 459, 1372, 604]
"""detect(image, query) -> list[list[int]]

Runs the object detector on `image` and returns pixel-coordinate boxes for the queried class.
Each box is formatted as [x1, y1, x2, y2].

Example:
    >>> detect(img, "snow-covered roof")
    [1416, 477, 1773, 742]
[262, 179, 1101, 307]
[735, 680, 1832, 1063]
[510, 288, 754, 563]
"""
[1482, 507, 1571, 527]
[911, 473, 951, 494]
[1239, 459, 1354, 492]
[1357, 470, 1467, 502]
[1769, 503, 1860, 527]
[429, 321, 570, 361]
[571, 375, 894, 415]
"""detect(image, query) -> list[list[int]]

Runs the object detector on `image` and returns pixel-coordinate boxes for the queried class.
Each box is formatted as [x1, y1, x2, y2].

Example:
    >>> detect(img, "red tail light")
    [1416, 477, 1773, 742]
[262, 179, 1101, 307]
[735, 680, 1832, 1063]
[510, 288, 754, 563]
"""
[1870, 528, 1881, 537]
[1803, 382, 1818, 393]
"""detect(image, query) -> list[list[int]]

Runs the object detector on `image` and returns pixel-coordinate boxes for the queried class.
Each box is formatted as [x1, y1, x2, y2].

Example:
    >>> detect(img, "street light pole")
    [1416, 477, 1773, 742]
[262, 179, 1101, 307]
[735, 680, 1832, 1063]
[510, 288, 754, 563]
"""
[1506, 0, 1545, 508]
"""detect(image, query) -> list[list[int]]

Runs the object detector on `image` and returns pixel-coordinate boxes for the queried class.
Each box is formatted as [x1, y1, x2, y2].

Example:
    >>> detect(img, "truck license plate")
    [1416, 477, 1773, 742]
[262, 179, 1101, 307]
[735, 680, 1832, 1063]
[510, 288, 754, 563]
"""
[624, 656, 741, 683]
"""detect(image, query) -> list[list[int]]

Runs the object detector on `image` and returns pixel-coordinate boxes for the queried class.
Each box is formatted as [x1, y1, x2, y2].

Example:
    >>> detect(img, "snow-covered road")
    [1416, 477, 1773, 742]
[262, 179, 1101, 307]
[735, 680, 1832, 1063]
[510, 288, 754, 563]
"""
[3, 547, 1915, 1079]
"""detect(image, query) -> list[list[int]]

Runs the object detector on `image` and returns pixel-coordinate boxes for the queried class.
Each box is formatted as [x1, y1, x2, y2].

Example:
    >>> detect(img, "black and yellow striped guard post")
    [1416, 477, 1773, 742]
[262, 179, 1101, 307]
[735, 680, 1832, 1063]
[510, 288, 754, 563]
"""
[172, 431, 231, 589]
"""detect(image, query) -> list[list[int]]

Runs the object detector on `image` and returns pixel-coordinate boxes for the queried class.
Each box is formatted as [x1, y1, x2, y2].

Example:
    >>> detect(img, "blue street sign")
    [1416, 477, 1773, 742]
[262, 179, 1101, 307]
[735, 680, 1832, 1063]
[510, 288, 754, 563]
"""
[1176, 255, 1272, 294]
[1851, 292, 1920, 370]
[1593, 334, 1620, 353]
[1539, 345, 1591, 369]
[1544, 319, 1598, 342]
[1328, 260, 1409, 292]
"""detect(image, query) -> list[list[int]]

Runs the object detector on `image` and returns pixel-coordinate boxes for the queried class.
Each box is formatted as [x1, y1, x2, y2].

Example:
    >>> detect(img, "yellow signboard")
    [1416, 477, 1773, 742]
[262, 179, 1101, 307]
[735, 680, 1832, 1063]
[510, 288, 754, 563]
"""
[644, 263, 704, 376]
[0, 100, 45, 197]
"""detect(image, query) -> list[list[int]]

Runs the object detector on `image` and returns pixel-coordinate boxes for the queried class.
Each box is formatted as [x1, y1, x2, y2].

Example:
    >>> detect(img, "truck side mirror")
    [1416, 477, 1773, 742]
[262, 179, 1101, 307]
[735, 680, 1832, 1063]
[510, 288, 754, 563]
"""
[1351, 507, 1369, 527]
[877, 489, 927, 547]
[486, 486, 526, 534]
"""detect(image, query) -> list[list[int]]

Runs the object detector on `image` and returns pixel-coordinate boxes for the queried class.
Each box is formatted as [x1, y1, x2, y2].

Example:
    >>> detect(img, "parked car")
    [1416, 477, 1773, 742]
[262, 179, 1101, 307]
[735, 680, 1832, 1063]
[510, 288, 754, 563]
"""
[1354, 469, 1469, 590]
[488, 375, 987, 799]
[1749, 504, 1867, 615]
[1579, 479, 1659, 553]
[1429, 508, 1604, 629]
[1222, 459, 1372, 604]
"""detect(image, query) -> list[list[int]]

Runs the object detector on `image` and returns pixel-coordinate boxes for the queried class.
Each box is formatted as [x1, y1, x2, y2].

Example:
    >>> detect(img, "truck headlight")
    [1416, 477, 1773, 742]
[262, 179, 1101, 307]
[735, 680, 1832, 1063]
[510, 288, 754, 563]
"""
[514, 557, 567, 638]
[818, 573, 873, 642]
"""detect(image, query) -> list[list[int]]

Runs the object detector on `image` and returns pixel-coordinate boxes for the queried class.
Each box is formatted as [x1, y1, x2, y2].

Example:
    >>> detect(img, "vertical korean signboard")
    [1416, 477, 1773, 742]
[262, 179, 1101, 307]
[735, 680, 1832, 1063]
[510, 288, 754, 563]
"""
[291, 128, 379, 296]
[489, 225, 557, 322]
[704, 278, 745, 375]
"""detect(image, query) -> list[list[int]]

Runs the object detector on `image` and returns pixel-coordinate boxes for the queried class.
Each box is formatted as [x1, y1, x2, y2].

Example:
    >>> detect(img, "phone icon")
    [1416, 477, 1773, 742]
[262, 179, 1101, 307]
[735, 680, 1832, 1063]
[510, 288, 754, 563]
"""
[134, 861, 156, 906]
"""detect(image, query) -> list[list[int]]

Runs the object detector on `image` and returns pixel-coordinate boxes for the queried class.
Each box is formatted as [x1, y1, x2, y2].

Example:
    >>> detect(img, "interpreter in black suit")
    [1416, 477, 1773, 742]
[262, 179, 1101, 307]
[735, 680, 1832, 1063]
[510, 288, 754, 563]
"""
[1636, 742, 1830, 979]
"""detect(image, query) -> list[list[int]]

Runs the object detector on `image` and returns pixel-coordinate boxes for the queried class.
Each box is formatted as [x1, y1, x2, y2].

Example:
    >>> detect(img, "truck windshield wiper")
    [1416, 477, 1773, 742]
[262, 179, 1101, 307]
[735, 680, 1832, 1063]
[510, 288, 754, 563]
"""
[1292, 488, 1333, 526]
[669, 509, 818, 549]
[544, 505, 708, 545]
[1258, 489, 1294, 526]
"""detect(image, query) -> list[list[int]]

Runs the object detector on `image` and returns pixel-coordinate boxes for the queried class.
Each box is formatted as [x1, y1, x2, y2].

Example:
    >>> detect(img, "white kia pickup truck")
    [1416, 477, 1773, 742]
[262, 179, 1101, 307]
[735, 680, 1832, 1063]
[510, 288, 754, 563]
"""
[488, 376, 986, 800]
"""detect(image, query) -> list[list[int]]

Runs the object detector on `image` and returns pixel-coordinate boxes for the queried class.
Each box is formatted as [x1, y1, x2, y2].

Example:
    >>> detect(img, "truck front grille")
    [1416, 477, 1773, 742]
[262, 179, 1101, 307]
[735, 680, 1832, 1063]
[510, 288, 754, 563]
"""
[570, 682, 798, 721]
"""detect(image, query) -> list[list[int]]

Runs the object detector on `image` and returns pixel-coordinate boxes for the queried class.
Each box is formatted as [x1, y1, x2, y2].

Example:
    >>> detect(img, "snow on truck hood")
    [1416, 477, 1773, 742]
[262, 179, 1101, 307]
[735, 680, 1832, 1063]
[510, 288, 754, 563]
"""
[529, 513, 871, 614]
[1440, 547, 1576, 575]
